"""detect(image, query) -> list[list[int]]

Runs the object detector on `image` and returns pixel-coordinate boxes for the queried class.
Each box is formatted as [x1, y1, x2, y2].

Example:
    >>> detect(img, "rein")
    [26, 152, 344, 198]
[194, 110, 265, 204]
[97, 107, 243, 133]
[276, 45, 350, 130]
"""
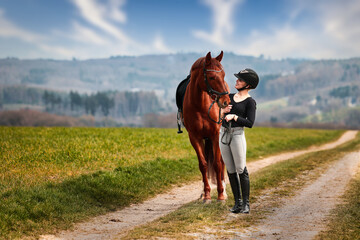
[221, 122, 233, 145]
[207, 100, 223, 124]
[203, 61, 228, 124]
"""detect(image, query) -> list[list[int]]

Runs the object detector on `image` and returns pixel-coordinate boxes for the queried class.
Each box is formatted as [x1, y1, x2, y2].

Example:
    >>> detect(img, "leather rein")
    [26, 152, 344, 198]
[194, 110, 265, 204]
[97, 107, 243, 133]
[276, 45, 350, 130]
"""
[203, 61, 229, 124]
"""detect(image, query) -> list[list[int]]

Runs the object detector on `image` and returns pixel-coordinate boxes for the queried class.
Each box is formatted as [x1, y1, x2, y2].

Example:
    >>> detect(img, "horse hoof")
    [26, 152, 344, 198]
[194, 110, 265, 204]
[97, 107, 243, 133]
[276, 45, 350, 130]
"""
[217, 193, 227, 202]
[203, 199, 212, 204]
[217, 199, 226, 204]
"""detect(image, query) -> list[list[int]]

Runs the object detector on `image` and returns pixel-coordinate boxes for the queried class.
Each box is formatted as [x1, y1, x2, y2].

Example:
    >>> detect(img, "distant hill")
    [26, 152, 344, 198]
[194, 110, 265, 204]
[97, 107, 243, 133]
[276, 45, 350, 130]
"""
[0, 53, 303, 100]
[0, 53, 360, 128]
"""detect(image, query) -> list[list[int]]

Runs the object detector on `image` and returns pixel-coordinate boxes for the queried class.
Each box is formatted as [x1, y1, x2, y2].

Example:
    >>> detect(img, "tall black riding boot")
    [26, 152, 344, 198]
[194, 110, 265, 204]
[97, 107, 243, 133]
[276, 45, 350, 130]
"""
[239, 167, 250, 214]
[227, 172, 242, 213]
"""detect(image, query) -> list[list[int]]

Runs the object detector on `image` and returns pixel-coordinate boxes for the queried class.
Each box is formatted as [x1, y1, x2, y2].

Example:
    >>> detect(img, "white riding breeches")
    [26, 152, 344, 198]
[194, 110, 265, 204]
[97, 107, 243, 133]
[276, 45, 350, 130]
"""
[219, 126, 247, 174]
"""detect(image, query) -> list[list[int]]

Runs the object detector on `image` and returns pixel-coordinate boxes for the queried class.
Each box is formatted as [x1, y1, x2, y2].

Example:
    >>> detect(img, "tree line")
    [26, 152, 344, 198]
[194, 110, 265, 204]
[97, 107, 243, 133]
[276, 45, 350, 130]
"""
[0, 86, 163, 119]
[42, 90, 115, 116]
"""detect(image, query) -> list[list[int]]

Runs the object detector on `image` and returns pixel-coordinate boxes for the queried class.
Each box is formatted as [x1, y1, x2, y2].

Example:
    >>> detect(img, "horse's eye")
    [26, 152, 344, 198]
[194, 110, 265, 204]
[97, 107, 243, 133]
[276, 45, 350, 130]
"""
[209, 77, 215, 80]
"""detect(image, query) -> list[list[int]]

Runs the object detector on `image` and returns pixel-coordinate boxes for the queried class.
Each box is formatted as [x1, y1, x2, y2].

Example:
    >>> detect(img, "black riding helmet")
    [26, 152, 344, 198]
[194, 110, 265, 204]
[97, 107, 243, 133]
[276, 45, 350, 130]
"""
[234, 68, 259, 89]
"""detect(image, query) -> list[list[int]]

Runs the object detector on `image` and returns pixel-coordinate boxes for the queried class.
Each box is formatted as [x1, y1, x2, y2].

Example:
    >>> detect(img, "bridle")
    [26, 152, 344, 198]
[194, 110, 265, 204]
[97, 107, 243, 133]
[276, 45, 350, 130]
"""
[203, 61, 229, 124]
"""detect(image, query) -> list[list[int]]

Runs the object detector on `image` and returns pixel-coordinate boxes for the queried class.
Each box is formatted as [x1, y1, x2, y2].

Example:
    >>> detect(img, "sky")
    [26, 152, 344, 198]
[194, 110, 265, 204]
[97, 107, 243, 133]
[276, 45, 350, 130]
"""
[0, 0, 359, 60]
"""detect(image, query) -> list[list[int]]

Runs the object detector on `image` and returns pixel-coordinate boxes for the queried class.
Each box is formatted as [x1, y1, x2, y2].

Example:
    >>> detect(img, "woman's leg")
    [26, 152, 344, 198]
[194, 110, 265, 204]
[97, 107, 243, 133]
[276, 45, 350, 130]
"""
[227, 171, 242, 213]
[230, 130, 250, 213]
[219, 132, 241, 212]
[219, 131, 236, 173]
[239, 167, 250, 213]
[229, 130, 246, 174]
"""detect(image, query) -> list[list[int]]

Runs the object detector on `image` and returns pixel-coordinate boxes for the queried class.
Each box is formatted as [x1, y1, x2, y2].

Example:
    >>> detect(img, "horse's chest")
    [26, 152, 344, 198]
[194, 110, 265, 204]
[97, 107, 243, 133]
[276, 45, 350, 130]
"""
[185, 115, 217, 135]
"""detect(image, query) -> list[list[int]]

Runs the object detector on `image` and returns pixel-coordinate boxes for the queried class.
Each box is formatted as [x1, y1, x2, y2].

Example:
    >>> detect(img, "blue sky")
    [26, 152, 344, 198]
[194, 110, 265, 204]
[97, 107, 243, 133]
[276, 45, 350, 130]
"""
[0, 0, 359, 60]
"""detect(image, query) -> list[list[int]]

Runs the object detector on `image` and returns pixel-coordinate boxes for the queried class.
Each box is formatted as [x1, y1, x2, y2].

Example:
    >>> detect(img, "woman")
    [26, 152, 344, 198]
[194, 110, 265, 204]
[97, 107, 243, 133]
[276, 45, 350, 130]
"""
[219, 68, 259, 214]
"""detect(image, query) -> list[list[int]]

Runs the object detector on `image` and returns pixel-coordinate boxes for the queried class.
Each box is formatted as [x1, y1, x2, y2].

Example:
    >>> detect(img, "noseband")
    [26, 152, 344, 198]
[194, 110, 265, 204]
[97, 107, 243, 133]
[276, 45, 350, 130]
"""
[203, 62, 229, 124]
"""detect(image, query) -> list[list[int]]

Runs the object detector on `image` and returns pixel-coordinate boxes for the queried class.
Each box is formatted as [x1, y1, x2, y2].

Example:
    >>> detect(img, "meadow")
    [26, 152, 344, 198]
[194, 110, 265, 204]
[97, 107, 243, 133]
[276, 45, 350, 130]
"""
[123, 131, 360, 240]
[0, 126, 343, 239]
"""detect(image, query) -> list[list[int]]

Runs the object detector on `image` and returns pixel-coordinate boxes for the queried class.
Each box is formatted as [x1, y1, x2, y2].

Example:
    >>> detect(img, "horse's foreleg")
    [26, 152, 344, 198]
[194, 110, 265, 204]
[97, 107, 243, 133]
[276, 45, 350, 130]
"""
[213, 142, 226, 201]
[189, 136, 211, 202]
[220, 155, 227, 199]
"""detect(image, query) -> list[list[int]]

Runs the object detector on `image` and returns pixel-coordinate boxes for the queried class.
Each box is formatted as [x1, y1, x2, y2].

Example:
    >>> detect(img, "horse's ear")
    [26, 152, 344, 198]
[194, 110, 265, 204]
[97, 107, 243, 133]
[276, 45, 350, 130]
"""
[205, 52, 212, 65]
[215, 51, 223, 62]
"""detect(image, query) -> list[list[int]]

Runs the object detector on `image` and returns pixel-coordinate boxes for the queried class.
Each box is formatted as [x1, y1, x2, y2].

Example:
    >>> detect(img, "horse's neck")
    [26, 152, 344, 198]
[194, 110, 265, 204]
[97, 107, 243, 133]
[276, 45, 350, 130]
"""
[188, 81, 209, 109]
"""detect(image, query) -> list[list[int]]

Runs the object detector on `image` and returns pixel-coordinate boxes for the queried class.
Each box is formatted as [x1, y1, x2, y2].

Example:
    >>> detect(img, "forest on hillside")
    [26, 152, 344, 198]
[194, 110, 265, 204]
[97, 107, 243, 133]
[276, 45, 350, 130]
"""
[0, 86, 167, 127]
[1, 53, 360, 128]
[252, 59, 360, 128]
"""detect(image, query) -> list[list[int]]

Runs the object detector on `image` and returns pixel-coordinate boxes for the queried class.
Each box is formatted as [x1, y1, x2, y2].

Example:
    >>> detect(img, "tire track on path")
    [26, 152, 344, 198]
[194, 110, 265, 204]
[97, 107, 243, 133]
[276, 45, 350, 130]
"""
[238, 150, 360, 240]
[40, 130, 357, 240]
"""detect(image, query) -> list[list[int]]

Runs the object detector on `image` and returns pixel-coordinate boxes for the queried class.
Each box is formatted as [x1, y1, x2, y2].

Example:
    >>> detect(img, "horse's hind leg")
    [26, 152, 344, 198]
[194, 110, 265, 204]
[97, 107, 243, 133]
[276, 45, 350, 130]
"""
[189, 135, 211, 202]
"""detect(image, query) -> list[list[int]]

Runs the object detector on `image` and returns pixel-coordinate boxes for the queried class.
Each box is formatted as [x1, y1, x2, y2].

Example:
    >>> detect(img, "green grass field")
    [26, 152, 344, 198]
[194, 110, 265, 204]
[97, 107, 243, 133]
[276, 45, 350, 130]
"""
[0, 126, 343, 239]
[123, 132, 360, 240]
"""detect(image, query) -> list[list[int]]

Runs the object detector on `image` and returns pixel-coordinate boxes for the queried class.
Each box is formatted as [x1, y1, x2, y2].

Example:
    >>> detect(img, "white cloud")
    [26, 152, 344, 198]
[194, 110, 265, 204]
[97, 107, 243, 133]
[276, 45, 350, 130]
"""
[153, 34, 173, 53]
[0, 9, 44, 43]
[71, 0, 132, 44]
[0, 8, 106, 59]
[3, 0, 359, 59]
[320, 0, 360, 50]
[0, 1, 174, 59]
[193, 0, 243, 46]
[109, 0, 127, 23]
[69, 0, 163, 57]
[296, 0, 360, 58]
[62, 22, 111, 46]
[234, 26, 313, 59]
[0, 8, 75, 58]
[38, 44, 75, 58]
[231, 0, 360, 59]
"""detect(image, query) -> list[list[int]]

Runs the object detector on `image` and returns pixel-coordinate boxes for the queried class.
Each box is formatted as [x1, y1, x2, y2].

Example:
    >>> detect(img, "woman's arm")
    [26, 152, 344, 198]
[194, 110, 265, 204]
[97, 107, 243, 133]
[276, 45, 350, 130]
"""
[233, 99, 256, 128]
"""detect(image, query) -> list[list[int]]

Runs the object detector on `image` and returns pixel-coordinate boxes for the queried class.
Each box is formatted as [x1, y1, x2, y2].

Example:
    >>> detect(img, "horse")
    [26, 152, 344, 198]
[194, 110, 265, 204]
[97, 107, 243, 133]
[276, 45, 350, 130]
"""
[182, 51, 230, 202]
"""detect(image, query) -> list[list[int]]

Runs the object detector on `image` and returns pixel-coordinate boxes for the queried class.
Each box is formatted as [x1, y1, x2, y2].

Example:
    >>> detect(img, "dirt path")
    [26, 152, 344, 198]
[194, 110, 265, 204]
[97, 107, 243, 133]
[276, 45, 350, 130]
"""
[247, 130, 357, 172]
[238, 150, 360, 240]
[40, 130, 357, 240]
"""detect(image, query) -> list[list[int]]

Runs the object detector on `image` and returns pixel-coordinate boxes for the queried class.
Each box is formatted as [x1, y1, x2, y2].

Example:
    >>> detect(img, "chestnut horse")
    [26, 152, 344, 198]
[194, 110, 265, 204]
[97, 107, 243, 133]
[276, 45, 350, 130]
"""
[183, 51, 230, 202]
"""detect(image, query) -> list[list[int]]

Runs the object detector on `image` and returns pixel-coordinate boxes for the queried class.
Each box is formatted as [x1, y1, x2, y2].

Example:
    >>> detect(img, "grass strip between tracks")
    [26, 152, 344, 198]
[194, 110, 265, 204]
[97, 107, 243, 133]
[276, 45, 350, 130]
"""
[315, 164, 360, 240]
[121, 132, 360, 240]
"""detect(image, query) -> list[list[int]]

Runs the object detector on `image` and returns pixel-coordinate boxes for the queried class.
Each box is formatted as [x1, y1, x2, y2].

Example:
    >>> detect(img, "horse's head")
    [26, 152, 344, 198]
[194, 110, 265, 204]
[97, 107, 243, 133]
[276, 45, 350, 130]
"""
[191, 51, 230, 108]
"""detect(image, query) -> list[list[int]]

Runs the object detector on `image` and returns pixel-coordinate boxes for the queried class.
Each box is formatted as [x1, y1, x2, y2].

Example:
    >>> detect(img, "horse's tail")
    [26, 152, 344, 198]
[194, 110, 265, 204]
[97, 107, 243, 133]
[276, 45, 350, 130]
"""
[204, 138, 216, 185]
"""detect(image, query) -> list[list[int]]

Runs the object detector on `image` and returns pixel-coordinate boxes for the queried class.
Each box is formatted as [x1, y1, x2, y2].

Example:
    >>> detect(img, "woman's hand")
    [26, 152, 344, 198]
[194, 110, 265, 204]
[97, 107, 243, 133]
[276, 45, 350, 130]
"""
[222, 104, 232, 114]
[221, 104, 232, 118]
[225, 114, 238, 122]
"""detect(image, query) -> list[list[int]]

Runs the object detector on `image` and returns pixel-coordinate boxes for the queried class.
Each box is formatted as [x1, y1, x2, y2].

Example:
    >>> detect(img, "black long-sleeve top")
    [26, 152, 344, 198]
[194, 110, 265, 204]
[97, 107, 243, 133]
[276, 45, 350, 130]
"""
[222, 94, 257, 128]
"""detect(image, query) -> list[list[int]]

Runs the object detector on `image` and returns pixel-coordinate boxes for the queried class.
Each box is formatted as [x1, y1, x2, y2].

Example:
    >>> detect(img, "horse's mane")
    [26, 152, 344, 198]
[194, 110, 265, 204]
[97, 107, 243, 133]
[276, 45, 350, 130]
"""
[191, 57, 204, 71]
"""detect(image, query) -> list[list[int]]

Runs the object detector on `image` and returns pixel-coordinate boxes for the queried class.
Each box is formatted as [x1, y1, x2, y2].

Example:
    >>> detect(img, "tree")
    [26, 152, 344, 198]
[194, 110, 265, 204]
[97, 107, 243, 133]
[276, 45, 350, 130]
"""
[43, 91, 50, 106]
[70, 91, 82, 111]
[96, 92, 114, 116]
[43, 90, 59, 112]
[330, 86, 350, 98]
[84, 94, 97, 116]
